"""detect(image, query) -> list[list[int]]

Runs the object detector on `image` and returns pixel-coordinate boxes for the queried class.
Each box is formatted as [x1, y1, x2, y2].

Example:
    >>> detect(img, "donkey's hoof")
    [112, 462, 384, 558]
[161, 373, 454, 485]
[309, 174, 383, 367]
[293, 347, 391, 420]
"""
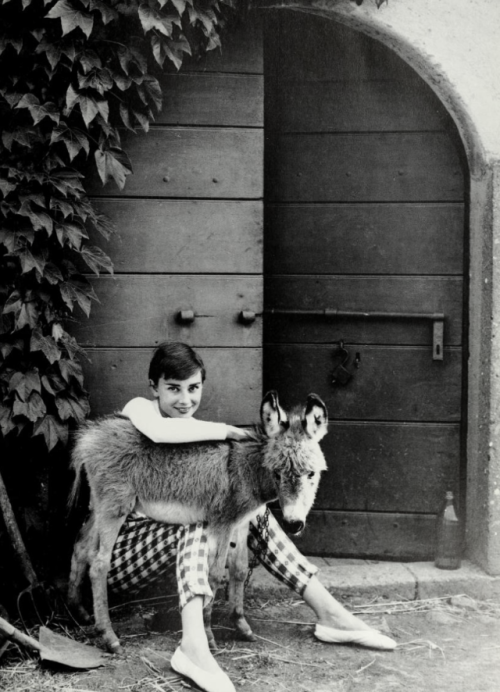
[107, 639, 123, 654]
[240, 630, 257, 642]
[233, 616, 256, 642]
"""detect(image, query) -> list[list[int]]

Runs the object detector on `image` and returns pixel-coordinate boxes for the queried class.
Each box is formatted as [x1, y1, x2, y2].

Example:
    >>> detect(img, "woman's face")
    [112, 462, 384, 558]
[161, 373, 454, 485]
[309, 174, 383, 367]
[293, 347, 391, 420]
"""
[150, 369, 203, 418]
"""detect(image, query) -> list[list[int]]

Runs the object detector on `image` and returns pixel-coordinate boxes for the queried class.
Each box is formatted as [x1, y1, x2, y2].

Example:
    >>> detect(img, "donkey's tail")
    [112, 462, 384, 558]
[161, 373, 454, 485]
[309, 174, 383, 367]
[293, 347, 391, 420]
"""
[67, 429, 88, 511]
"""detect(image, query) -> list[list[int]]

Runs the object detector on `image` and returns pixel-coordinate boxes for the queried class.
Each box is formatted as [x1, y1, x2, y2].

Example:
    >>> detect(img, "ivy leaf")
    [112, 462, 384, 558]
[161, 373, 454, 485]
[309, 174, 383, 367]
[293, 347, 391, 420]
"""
[0, 229, 17, 253]
[170, 0, 186, 14]
[58, 357, 84, 385]
[78, 93, 99, 126]
[9, 369, 42, 401]
[43, 262, 64, 284]
[59, 280, 96, 316]
[119, 103, 134, 130]
[0, 178, 16, 197]
[138, 5, 181, 37]
[88, 0, 118, 24]
[0, 403, 18, 437]
[41, 373, 66, 395]
[112, 71, 132, 91]
[30, 328, 62, 364]
[49, 170, 85, 197]
[55, 221, 88, 249]
[16, 301, 40, 330]
[50, 124, 90, 161]
[2, 290, 22, 317]
[35, 37, 62, 70]
[55, 393, 89, 422]
[133, 109, 149, 132]
[78, 68, 113, 95]
[17, 247, 48, 275]
[18, 199, 54, 235]
[143, 75, 163, 110]
[13, 390, 47, 422]
[78, 49, 102, 74]
[80, 245, 113, 275]
[33, 414, 68, 450]
[49, 196, 76, 218]
[16, 94, 60, 126]
[94, 147, 132, 189]
[46, 0, 94, 39]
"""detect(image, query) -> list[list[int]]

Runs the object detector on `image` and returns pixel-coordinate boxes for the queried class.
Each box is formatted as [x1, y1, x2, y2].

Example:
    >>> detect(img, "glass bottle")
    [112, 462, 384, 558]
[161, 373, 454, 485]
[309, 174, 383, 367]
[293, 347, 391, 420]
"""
[435, 490, 462, 570]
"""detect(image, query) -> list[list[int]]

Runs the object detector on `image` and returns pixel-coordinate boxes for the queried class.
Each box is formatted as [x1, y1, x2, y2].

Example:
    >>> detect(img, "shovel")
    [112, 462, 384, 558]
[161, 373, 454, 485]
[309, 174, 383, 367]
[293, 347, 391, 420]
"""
[0, 615, 106, 669]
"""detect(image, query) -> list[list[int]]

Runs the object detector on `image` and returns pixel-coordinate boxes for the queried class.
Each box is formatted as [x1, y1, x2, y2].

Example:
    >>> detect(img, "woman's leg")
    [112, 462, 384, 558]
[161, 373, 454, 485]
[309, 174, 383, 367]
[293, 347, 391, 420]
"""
[110, 516, 234, 689]
[248, 511, 374, 631]
[108, 513, 179, 593]
[175, 522, 220, 673]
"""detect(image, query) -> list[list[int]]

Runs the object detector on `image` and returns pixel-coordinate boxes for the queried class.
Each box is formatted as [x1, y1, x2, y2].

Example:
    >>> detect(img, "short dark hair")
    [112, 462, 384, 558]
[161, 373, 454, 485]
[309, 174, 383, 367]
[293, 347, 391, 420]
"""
[148, 342, 206, 384]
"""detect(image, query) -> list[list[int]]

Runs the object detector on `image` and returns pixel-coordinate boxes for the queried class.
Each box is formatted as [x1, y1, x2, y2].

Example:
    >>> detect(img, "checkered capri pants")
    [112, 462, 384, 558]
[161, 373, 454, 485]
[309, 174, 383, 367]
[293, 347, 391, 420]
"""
[108, 512, 317, 610]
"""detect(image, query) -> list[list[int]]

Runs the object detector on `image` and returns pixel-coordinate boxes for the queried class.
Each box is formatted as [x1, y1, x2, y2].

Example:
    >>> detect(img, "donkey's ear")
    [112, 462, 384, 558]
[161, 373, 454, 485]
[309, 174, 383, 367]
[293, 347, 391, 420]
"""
[261, 390, 287, 437]
[302, 393, 328, 441]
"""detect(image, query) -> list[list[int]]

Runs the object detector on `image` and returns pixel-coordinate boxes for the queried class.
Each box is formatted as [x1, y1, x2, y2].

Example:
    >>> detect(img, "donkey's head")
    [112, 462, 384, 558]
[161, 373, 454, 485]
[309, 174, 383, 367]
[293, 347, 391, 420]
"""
[260, 391, 328, 536]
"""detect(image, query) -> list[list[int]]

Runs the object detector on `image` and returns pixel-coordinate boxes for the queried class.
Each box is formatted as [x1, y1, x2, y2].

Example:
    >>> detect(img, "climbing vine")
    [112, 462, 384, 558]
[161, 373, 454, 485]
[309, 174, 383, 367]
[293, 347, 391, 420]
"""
[0, 0, 238, 454]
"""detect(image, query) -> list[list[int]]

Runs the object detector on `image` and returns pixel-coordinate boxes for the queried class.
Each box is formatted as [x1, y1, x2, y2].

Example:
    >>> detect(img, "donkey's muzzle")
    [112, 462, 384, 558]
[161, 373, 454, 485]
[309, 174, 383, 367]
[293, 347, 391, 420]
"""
[283, 519, 305, 536]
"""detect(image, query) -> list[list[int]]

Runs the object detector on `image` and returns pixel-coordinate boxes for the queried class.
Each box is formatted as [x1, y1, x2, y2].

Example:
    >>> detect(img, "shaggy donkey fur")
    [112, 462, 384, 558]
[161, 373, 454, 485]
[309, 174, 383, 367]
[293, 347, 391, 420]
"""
[68, 391, 328, 653]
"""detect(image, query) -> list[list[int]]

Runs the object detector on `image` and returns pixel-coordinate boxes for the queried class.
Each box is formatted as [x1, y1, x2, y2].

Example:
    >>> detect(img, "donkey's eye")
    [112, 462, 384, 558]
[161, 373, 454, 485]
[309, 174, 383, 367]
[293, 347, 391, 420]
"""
[307, 471, 315, 479]
[274, 471, 280, 481]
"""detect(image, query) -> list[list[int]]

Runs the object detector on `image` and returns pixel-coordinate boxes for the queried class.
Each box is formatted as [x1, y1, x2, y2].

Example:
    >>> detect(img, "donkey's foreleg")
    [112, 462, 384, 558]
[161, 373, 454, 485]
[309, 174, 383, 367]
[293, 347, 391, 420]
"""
[203, 527, 233, 650]
[68, 513, 97, 624]
[88, 515, 125, 653]
[227, 522, 256, 641]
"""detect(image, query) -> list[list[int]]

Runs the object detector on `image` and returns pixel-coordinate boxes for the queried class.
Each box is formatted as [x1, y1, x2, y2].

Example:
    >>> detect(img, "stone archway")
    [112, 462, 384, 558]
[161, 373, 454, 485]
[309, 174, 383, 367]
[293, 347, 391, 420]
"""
[259, 0, 500, 575]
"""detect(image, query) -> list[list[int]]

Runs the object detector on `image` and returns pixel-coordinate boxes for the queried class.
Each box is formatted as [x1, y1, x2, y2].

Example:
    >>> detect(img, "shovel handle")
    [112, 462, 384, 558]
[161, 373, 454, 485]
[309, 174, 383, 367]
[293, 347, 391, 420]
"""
[0, 470, 38, 585]
[0, 615, 42, 652]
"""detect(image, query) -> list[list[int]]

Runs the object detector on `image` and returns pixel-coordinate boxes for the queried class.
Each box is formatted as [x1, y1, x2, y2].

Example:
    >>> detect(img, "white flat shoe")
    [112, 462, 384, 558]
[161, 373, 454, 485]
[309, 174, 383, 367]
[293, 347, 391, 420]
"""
[315, 624, 397, 650]
[171, 647, 236, 692]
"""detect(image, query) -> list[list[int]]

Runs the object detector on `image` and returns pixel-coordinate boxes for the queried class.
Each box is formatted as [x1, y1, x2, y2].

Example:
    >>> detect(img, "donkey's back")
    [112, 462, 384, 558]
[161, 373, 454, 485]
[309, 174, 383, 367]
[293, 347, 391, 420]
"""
[71, 415, 239, 524]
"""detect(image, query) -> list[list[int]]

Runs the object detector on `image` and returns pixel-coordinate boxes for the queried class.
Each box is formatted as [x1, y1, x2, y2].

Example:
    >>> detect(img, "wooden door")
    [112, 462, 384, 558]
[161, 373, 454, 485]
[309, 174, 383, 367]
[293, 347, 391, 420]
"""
[263, 13, 466, 559]
[78, 18, 264, 425]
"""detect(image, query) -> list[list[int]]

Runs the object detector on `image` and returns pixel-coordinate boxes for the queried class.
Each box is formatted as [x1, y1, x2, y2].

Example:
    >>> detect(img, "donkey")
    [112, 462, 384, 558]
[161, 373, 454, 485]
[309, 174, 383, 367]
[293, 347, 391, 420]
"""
[67, 391, 328, 653]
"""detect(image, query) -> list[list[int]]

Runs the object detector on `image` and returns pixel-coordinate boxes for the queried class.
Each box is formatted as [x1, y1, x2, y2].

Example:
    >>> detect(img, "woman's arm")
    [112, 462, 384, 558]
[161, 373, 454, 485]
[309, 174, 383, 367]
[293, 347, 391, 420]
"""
[122, 398, 248, 443]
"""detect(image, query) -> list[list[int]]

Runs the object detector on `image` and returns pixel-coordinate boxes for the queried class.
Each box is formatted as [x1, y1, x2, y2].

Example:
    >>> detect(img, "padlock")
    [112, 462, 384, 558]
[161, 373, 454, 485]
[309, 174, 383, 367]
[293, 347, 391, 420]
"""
[331, 363, 352, 386]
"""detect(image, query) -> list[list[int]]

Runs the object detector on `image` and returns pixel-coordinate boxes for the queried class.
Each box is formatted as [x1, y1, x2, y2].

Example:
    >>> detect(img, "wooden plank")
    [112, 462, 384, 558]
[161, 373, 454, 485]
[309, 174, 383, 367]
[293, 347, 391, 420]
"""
[316, 422, 460, 513]
[266, 133, 464, 202]
[265, 10, 423, 84]
[264, 344, 463, 422]
[88, 199, 263, 274]
[157, 73, 263, 126]
[82, 347, 262, 425]
[277, 509, 437, 560]
[264, 276, 463, 345]
[265, 204, 464, 275]
[183, 13, 263, 74]
[71, 276, 262, 347]
[85, 128, 263, 199]
[267, 79, 447, 133]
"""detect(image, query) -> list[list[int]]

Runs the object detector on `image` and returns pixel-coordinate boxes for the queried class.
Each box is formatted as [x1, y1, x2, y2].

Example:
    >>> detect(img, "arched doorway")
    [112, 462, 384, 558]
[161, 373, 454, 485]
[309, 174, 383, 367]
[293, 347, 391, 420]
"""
[263, 11, 468, 559]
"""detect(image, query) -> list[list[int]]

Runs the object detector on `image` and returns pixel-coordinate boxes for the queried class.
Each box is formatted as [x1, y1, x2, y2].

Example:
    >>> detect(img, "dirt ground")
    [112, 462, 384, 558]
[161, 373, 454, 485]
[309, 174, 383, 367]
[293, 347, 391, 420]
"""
[1, 590, 500, 692]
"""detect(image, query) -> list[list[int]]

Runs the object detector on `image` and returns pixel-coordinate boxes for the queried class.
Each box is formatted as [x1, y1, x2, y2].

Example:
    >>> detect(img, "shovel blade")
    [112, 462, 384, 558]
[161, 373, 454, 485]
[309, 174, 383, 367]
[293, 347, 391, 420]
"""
[39, 626, 106, 669]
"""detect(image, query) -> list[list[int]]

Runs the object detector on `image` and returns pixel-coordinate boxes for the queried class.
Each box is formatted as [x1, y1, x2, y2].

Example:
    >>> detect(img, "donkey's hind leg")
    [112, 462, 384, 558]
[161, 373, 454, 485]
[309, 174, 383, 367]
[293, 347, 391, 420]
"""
[227, 522, 256, 642]
[68, 513, 97, 624]
[88, 514, 126, 653]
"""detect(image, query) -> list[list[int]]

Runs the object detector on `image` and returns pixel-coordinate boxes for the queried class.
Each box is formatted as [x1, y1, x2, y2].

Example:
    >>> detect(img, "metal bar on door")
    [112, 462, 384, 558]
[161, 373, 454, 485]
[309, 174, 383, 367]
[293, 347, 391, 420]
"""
[239, 309, 445, 361]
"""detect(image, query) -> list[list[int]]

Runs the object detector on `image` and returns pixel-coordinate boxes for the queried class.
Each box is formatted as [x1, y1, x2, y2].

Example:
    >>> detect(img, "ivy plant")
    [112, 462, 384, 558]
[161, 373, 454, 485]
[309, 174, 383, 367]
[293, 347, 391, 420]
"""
[0, 0, 237, 454]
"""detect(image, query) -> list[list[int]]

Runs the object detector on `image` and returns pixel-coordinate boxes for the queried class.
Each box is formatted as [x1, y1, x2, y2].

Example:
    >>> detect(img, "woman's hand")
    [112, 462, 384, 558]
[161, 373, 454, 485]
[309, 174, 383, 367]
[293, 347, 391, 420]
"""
[226, 426, 253, 441]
